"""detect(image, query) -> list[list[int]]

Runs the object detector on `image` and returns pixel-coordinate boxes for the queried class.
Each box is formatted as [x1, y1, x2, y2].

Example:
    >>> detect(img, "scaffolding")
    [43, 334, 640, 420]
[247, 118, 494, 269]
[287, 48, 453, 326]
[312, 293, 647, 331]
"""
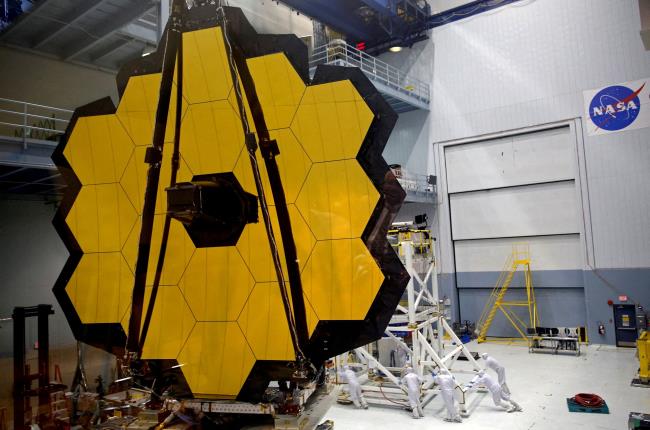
[476, 244, 539, 345]
[336, 228, 482, 416]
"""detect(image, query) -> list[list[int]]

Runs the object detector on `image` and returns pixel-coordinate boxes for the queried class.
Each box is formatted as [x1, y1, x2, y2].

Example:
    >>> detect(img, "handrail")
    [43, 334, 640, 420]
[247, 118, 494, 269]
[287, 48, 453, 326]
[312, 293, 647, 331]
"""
[310, 39, 431, 104]
[0, 97, 74, 113]
[395, 172, 435, 195]
[0, 97, 73, 145]
[0, 108, 70, 123]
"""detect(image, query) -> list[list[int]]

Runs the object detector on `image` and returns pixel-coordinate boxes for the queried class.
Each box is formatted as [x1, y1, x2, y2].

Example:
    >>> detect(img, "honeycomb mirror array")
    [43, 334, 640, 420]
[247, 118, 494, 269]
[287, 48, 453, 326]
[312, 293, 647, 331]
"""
[59, 25, 386, 398]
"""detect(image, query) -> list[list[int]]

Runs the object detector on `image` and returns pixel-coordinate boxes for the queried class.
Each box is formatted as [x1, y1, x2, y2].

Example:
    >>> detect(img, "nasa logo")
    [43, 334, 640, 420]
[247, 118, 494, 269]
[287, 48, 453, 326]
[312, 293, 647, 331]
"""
[589, 83, 645, 131]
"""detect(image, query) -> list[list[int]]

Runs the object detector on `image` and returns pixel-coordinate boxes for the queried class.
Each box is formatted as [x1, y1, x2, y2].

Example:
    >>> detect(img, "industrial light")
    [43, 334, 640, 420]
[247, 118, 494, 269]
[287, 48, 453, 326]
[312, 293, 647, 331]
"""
[389, 46, 403, 52]
[141, 46, 156, 57]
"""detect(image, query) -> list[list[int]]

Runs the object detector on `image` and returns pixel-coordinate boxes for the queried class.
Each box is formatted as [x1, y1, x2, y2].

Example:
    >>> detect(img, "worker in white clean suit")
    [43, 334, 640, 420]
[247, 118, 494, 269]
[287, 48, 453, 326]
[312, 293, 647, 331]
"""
[467, 370, 522, 412]
[401, 366, 424, 418]
[432, 368, 462, 423]
[481, 353, 510, 395]
[340, 365, 368, 409]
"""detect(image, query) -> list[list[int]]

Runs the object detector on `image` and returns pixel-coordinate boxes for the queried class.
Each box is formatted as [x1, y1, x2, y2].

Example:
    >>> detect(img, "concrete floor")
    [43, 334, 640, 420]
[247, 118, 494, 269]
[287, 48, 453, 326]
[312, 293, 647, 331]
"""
[323, 341, 649, 429]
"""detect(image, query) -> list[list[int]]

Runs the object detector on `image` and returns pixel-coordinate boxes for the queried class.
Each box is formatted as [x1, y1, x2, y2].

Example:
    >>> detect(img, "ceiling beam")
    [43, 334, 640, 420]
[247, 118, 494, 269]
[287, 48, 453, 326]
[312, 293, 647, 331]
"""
[119, 22, 158, 44]
[90, 37, 134, 62]
[6, 172, 62, 193]
[31, 0, 108, 49]
[0, 166, 27, 180]
[276, 0, 373, 41]
[424, 0, 523, 28]
[0, 0, 54, 40]
[0, 139, 57, 169]
[31, 173, 62, 184]
[2, 41, 119, 73]
[63, 1, 156, 61]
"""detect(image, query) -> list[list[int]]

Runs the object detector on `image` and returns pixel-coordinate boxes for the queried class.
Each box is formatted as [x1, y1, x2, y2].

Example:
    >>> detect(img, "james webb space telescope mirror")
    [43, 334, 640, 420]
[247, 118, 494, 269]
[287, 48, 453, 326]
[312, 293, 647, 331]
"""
[52, 1, 408, 401]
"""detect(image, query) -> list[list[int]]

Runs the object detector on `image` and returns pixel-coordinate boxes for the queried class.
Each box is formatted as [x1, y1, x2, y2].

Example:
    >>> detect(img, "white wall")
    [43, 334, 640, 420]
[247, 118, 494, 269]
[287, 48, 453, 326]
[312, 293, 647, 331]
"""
[383, 109, 433, 176]
[445, 126, 574, 192]
[431, 0, 650, 141]
[379, 29, 436, 177]
[455, 235, 582, 272]
[429, 0, 475, 14]
[450, 181, 579, 239]
[431, 0, 650, 270]
[0, 46, 119, 109]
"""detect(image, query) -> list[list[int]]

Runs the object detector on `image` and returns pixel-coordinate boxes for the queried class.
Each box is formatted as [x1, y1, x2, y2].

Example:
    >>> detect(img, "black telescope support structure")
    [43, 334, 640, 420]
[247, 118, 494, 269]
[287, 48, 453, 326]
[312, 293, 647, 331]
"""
[13, 304, 55, 430]
[126, 0, 185, 357]
[219, 10, 311, 369]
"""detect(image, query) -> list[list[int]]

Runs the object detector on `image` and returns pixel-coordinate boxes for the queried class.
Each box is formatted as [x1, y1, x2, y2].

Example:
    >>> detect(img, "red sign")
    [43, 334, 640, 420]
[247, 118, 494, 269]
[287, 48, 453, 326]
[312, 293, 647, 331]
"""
[619, 295, 628, 302]
[356, 42, 366, 51]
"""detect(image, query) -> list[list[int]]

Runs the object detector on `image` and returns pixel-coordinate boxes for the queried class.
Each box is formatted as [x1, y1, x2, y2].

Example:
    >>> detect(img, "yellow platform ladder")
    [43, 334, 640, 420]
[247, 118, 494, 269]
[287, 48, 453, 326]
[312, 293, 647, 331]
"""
[476, 244, 539, 345]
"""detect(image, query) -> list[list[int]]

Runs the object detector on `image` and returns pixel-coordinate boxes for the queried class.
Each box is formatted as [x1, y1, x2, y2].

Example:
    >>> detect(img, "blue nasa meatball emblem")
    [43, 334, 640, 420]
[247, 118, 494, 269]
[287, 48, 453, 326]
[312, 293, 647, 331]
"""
[589, 84, 643, 131]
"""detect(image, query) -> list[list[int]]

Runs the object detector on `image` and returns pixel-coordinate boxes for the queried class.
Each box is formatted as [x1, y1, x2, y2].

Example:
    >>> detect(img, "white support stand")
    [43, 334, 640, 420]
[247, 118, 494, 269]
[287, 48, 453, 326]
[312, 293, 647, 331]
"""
[336, 235, 483, 417]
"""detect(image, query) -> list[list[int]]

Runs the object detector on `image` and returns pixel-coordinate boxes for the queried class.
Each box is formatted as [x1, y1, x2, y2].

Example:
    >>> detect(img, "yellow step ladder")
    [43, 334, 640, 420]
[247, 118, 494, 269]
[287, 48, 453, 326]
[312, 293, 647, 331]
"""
[476, 244, 538, 345]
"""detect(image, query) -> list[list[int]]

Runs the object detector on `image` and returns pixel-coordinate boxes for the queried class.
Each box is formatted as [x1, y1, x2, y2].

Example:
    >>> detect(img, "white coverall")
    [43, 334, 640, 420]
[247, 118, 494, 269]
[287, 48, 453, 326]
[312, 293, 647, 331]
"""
[482, 353, 510, 395]
[401, 368, 424, 418]
[468, 371, 522, 412]
[433, 369, 462, 422]
[341, 367, 368, 409]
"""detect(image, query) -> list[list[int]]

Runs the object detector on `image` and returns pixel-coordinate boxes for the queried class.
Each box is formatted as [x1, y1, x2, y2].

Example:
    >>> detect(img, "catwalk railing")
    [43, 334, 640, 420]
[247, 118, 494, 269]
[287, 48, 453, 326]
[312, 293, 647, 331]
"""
[310, 39, 430, 110]
[0, 97, 72, 145]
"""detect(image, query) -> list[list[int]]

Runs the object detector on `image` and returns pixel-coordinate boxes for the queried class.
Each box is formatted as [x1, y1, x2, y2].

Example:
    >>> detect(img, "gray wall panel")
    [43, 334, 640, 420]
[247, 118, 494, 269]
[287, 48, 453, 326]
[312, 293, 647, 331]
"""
[456, 270, 584, 289]
[583, 268, 650, 345]
[0, 199, 117, 408]
[457, 268, 650, 342]
[459, 287, 587, 338]
[383, 109, 433, 176]
[0, 199, 73, 354]
[438, 273, 460, 323]
[394, 202, 436, 226]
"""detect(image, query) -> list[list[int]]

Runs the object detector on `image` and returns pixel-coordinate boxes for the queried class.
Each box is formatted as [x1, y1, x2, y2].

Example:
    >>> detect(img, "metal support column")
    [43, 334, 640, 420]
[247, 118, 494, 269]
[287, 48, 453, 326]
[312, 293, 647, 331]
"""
[403, 240, 420, 375]
[13, 307, 26, 430]
[12, 305, 55, 430]
[37, 305, 51, 410]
